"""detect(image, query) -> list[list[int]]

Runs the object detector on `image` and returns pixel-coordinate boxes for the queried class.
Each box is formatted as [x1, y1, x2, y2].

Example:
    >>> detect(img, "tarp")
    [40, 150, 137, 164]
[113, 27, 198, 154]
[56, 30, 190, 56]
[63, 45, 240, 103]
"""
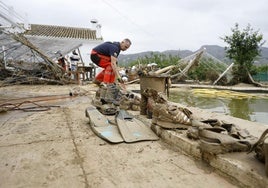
[0, 32, 82, 63]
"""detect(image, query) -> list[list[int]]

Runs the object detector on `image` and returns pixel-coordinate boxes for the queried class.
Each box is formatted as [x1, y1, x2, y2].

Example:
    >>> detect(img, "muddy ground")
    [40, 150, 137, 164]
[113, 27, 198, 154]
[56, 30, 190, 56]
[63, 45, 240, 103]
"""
[0, 83, 259, 188]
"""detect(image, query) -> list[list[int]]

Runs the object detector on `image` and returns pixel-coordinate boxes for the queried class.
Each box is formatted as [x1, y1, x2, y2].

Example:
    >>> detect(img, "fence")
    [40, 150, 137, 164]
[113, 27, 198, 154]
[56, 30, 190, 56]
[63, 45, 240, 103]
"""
[253, 72, 268, 82]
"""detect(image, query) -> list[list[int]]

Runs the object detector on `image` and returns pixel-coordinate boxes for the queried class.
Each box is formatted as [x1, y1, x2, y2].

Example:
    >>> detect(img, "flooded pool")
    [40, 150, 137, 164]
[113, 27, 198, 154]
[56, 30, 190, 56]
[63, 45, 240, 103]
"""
[169, 88, 268, 125]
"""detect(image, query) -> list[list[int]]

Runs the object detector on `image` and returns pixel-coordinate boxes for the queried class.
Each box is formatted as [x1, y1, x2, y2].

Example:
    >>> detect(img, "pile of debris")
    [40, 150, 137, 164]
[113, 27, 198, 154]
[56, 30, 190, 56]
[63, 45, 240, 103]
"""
[0, 32, 75, 86]
[124, 50, 205, 85]
[144, 88, 268, 176]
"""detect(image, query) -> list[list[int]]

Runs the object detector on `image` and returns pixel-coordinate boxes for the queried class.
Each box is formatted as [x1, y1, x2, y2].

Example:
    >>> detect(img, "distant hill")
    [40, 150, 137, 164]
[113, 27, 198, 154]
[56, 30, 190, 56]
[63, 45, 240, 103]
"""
[118, 45, 268, 66]
[118, 49, 193, 65]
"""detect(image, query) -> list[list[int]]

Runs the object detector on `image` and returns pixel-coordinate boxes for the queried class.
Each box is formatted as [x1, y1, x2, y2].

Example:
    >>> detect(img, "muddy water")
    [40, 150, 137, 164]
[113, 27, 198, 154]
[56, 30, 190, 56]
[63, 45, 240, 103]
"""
[169, 88, 268, 125]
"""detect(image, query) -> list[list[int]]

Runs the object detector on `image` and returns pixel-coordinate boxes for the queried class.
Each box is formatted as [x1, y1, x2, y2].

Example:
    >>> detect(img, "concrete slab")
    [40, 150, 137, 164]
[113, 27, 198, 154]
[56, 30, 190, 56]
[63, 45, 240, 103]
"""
[1, 84, 265, 188]
[0, 140, 85, 188]
[132, 110, 268, 188]
[0, 108, 72, 146]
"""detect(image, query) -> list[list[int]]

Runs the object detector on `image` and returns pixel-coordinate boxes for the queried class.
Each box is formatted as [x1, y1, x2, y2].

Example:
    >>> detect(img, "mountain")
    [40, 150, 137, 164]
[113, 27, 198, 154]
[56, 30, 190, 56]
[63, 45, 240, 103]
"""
[258, 46, 268, 65]
[118, 45, 268, 65]
[197, 45, 228, 62]
[118, 49, 193, 65]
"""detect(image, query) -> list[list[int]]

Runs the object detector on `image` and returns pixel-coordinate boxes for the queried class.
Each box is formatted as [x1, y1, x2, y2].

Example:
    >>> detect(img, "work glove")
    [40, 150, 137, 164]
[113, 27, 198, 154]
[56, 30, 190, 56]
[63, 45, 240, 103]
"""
[117, 77, 123, 83]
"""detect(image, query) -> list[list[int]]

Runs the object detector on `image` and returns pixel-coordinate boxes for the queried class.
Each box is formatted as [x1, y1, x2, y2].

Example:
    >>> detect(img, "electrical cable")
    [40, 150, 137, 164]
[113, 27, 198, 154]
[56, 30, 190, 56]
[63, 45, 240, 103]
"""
[101, 0, 177, 50]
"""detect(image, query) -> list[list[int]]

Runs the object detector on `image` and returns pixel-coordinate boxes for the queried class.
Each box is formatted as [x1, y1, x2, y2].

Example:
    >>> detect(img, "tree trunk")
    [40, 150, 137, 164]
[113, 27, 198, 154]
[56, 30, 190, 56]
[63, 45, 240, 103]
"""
[247, 70, 267, 87]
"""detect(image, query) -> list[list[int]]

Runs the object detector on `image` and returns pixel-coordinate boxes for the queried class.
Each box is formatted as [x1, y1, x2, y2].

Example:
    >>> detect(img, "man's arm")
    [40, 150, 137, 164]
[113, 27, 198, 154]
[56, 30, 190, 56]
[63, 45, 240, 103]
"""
[111, 56, 126, 90]
[110, 56, 122, 81]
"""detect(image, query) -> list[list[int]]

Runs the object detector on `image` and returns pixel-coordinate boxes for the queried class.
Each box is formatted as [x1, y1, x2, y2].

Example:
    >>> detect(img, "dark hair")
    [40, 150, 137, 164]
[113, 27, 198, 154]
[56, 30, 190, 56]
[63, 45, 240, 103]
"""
[124, 38, 132, 45]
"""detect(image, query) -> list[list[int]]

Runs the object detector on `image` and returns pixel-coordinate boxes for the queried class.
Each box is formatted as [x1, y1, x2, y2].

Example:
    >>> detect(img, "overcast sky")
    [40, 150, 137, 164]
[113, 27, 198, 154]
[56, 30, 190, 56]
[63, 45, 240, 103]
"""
[2, 0, 268, 54]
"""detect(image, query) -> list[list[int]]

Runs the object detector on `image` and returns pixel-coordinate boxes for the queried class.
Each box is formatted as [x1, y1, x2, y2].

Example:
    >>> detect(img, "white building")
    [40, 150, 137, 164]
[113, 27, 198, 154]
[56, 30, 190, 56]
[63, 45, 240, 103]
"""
[23, 22, 103, 65]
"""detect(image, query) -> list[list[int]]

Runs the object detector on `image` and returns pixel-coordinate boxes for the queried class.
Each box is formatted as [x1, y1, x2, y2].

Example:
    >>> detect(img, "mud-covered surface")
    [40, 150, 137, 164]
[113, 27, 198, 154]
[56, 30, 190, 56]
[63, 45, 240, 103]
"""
[0, 84, 253, 188]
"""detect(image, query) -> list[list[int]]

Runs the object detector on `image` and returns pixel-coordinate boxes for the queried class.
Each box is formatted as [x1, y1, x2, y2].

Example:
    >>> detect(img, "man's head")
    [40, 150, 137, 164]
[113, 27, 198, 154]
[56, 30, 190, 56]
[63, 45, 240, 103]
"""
[120, 38, 131, 51]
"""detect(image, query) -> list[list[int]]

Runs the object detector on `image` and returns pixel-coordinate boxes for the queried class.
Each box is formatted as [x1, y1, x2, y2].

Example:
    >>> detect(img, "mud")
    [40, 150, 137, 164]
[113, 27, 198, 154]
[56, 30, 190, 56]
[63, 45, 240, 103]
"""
[0, 84, 243, 188]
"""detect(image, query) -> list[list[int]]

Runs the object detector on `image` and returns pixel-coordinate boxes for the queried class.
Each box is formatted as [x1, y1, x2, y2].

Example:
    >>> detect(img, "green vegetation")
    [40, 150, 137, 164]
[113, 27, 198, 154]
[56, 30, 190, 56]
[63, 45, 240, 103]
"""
[221, 23, 265, 84]
[188, 62, 218, 81]
[253, 64, 268, 81]
[188, 57, 228, 83]
[124, 23, 267, 84]
[256, 64, 268, 72]
[128, 52, 181, 68]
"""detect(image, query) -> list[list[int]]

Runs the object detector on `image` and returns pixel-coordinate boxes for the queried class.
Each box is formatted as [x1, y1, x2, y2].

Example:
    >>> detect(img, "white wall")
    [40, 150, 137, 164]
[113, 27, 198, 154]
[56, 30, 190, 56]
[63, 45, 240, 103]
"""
[79, 41, 103, 66]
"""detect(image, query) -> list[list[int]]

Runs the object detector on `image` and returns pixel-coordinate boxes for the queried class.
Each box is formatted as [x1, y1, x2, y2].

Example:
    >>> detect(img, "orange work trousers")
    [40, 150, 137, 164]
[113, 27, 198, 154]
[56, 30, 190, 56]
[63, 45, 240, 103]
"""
[95, 55, 115, 84]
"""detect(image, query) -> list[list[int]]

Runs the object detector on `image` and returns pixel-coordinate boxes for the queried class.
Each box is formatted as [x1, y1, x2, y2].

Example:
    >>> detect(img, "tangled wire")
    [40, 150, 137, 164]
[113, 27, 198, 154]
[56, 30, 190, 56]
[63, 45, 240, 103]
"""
[0, 100, 60, 112]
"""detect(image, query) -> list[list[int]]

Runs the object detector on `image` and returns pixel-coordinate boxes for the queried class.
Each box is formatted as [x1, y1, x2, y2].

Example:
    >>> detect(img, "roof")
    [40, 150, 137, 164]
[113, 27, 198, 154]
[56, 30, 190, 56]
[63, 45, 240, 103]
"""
[26, 35, 82, 59]
[23, 24, 98, 40]
[0, 32, 82, 63]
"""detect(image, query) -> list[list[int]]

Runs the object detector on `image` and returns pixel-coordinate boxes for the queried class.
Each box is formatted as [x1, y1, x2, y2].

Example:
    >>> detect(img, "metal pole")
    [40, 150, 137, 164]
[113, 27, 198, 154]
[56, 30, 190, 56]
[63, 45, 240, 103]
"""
[77, 48, 84, 65]
[213, 63, 234, 85]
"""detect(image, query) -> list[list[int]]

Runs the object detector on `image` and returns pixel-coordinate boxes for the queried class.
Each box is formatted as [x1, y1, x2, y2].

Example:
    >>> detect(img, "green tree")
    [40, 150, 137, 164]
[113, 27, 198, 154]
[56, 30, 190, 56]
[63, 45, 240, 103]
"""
[256, 64, 268, 73]
[129, 52, 181, 68]
[222, 23, 265, 84]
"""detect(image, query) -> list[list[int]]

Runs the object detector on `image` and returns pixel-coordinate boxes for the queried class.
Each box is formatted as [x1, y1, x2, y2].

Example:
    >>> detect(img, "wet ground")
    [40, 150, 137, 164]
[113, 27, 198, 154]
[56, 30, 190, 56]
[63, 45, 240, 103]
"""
[0, 84, 240, 188]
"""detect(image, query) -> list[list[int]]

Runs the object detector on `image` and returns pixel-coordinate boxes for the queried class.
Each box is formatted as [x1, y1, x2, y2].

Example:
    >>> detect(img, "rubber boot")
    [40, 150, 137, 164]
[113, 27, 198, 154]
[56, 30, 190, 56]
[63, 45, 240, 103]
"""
[140, 94, 147, 115]
[99, 85, 107, 100]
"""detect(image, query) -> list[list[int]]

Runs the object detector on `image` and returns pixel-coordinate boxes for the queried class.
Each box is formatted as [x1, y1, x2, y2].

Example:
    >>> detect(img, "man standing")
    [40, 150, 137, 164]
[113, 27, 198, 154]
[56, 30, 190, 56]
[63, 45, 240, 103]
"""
[70, 50, 80, 71]
[90, 38, 131, 85]
[57, 53, 68, 71]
